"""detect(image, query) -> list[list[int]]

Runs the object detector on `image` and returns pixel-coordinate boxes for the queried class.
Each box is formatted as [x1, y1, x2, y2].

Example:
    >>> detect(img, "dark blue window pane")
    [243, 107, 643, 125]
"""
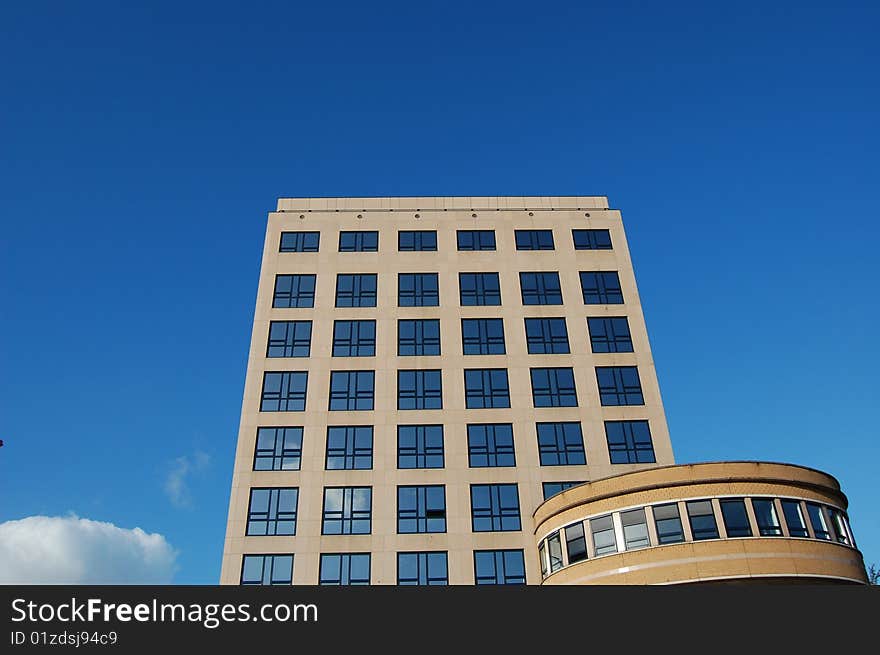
[542, 481, 583, 500]
[530, 368, 578, 407]
[806, 503, 831, 540]
[328, 371, 375, 411]
[273, 274, 316, 308]
[572, 229, 612, 250]
[537, 422, 586, 465]
[605, 420, 656, 463]
[596, 367, 644, 406]
[398, 319, 441, 356]
[720, 499, 753, 537]
[467, 424, 515, 467]
[781, 500, 809, 538]
[653, 503, 685, 544]
[457, 230, 496, 251]
[319, 553, 370, 585]
[471, 484, 521, 532]
[687, 500, 719, 540]
[580, 271, 624, 304]
[464, 369, 510, 409]
[254, 427, 303, 471]
[322, 487, 372, 535]
[267, 321, 312, 357]
[398, 370, 443, 410]
[280, 231, 320, 253]
[338, 231, 378, 252]
[399, 273, 439, 307]
[260, 372, 308, 411]
[474, 550, 526, 585]
[398, 425, 445, 469]
[459, 273, 502, 305]
[332, 320, 376, 357]
[398, 231, 437, 251]
[326, 426, 373, 470]
[335, 274, 377, 307]
[397, 552, 448, 585]
[588, 317, 633, 353]
[525, 318, 569, 354]
[246, 488, 298, 536]
[752, 499, 783, 536]
[397, 485, 446, 534]
[520, 272, 563, 305]
[515, 229, 555, 250]
[462, 318, 506, 355]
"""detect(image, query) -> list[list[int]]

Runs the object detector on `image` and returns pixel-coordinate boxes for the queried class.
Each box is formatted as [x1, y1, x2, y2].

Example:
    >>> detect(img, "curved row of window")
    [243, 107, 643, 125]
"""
[538, 496, 857, 578]
[279, 228, 612, 253]
[273, 271, 626, 308]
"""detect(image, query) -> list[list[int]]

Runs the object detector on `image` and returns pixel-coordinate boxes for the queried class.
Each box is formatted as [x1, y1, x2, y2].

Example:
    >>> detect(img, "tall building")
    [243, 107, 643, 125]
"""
[221, 196, 867, 586]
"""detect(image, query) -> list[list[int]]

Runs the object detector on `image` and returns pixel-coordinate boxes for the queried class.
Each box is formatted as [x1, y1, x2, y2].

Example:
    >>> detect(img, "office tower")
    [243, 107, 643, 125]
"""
[221, 197, 866, 586]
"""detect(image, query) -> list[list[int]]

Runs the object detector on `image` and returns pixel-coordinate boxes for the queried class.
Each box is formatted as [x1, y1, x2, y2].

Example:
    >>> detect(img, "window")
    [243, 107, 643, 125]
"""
[687, 500, 719, 540]
[325, 426, 373, 470]
[596, 367, 644, 406]
[530, 367, 578, 407]
[580, 271, 624, 304]
[591, 515, 617, 556]
[397, 485, 446, 533]
[467, 424, 515, 467]
[621, 508, 650, 550]
[464, 369, 510, 408]
[398, 370, 443, 410]
[459, 272, 502, 306]
[398, 552, 448, 585]
[806, 503, 830, 540]
[542, 481, 583, 500]
[338, 231, 378, 252]
[470, 484, 521, 532]
[461, 318, 506, 355]
[752, 498, 782, 536]
[253, 427, 302, 471]
[398, 319, 440, 356]
[572, 228, 612, 250]
[273, 274, 316, 308]
[398, 273, 439, 307]
[319, 553, 370, 585]
[515, 229, 554, 250]
[539, 541, 547, 578]
[587, 317, 633, 353]
[546, 532, 563, 573]
[260, 372, 307, 411]
[267, 321, 312, 358]
[565, 522, 588, 563]
[827, 508, 852, 545]
[335, 274, 377, 308]
[720, 499, 753, 537]
[524, 318, 569, 354]
[397, 425, 444, 469]
[241, 555, 293, 585]
[781, 500, 809, 538]
[246, 488, 298, 536]
[332, 320, 375, 357]
[605, 421, 656, 464]
[536, 422, 586, 465]
[322, 487, 372, 535]
[653, 503, 685, 544]
[473, 550, 525, 585]
[457, 230, 496, 251]
[328, 371, 374, 411]
[398, 230, 437, 251]
[280, 231, 320, 252]
[519, 272, 563, 305]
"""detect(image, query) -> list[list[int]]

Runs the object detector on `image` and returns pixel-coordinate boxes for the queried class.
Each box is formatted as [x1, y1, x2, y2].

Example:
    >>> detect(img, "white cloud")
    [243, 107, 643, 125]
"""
[164, 450, 211, 508]
[0, 515, 177, 584]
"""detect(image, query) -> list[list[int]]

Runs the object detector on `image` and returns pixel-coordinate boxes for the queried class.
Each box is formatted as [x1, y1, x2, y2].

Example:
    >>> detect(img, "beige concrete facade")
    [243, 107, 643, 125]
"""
[534, 462, 867, 585]
[220, 196, 674, 585]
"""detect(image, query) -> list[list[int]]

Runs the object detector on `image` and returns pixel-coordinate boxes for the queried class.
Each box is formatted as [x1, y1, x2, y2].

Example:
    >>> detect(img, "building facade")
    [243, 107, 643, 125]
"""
[220, 196, 866, 586]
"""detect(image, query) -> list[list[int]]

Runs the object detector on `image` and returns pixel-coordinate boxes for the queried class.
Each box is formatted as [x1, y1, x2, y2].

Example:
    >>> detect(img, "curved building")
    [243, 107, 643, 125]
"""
[535, 461, 867, 585]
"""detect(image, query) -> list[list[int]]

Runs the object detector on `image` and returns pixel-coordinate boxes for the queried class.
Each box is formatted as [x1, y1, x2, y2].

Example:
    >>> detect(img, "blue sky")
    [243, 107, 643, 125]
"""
[1, 1, 877, 583]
